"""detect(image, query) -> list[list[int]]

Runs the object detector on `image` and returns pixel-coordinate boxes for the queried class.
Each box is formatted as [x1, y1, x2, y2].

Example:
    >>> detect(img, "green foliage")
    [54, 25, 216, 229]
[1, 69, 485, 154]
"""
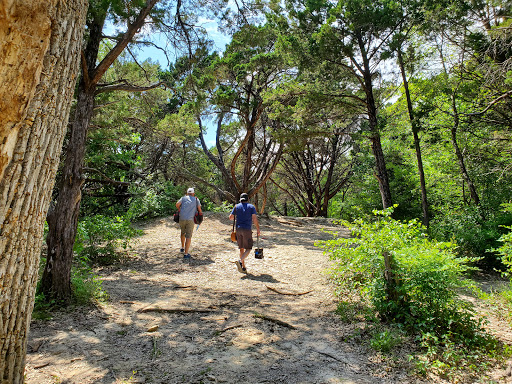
[75, 215, 141, 265]
[491, 203, 512, 276]
[209, 201, 235, 213]
[34, 255, 108, 315]
[370, 329, 402, 353]
[319, 207, 482, 337]
[431, 206, 512, 270]
[127, 181, 184, 220]
[321, 207, 509, 380]
[335, 301, 361, 323]
[71, 254, 109, 304]
[412, 330, 509, 381]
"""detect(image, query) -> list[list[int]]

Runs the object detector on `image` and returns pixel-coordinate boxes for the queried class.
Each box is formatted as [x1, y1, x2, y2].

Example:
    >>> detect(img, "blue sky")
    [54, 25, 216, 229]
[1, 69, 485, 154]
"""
[132, 17, 231, 147]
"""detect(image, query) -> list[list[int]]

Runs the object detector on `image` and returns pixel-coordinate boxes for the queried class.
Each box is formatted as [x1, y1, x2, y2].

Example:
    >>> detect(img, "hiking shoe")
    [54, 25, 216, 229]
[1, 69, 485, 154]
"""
[242, 267, 247, 274]
[184, 253, 191, 260]
[180, 248, 185, 253]
[236, 261, 243, 273]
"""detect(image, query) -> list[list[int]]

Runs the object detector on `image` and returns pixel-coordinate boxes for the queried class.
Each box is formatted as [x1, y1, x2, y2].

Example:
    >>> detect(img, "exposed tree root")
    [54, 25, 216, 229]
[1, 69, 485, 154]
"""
[253, 312, 296, 329]
[265, 285, 313, 296]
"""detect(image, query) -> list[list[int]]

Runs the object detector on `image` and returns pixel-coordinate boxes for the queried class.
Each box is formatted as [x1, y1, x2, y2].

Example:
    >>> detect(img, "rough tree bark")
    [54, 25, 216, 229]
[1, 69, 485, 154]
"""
[0, 1, 88, 382]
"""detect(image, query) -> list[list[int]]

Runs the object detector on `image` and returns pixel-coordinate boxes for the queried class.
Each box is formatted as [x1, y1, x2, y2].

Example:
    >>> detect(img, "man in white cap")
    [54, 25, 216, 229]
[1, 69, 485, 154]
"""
[176, 187, 203, 259]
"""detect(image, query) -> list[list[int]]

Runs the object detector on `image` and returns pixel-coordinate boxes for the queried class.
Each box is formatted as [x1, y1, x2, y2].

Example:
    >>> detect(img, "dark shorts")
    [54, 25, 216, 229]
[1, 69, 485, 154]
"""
[236, 228, 253, 250]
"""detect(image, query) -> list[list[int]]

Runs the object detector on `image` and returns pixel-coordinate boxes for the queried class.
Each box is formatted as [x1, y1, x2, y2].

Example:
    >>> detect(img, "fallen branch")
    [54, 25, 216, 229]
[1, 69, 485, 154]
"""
[314, 349, 346, 363]
[173, 285, 196, 290]
[276, 218, 303, 227]
[265, 285, 313, 296]
[214, 324, 243, 336]
[138, 307, 213, 314]
[253, 312, 296, 329]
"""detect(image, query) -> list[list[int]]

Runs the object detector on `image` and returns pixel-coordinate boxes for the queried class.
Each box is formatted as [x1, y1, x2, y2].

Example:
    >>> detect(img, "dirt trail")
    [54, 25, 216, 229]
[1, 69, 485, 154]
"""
[25, 212, 426, 384]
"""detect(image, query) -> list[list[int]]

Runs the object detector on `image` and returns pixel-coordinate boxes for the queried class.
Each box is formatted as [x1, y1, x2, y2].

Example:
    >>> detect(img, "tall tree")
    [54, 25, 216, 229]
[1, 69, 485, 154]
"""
[271, 126, 353, 217]
[0, 0, 88, 381]
[275, 0, 402, 210]
[41, 0, 165, 302]
[185, 24, 286, 204]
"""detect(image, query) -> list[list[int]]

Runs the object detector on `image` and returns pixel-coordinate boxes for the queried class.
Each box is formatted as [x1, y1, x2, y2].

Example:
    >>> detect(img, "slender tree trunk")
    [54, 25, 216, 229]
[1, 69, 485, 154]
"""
[450, 94, 481, 206]
[397, 49, 430, 227]
[0, 1, 87, 382]
[369, 124, 393, 209]
[357, 34, 393, 210]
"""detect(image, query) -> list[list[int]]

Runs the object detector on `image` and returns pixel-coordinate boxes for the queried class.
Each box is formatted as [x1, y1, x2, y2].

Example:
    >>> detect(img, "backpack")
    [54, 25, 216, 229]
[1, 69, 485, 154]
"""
[193, 197, 203, 224]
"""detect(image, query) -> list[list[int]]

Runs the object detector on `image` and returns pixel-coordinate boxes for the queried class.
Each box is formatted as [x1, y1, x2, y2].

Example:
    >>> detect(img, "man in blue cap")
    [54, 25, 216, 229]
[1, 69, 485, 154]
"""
[229, 192, 260, 273]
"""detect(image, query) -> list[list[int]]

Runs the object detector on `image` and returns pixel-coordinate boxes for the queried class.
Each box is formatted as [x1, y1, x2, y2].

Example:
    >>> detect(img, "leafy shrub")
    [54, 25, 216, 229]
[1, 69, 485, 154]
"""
[370, 329, 402, 353]
[320, 207, 507, 379]
[492, 203, 512, 276]
[430, 205, 512, 270]
[71, 254, 109, 304]
[75, 215, 141, 265]
[210, 201, 235, 213]
[319, 207, 481, 337]
[34, 255, 108, 315]
[127, 181, 184, 220]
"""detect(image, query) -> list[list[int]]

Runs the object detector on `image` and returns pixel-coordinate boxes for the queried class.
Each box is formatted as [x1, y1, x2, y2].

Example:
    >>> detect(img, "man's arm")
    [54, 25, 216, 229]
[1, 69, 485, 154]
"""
[176, 201, 181, 209]
[252, 214, 260, 236]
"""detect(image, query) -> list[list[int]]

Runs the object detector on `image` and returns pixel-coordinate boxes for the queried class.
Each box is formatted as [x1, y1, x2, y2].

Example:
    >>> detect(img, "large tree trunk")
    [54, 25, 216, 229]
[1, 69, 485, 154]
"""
[41, 9, 104, 301]
[0, 1, 87, 382]
[42, 89, 95, 300]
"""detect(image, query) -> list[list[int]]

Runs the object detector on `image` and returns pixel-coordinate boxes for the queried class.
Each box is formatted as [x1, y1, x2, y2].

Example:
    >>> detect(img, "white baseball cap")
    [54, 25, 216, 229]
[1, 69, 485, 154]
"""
[187, 187, 195, 194]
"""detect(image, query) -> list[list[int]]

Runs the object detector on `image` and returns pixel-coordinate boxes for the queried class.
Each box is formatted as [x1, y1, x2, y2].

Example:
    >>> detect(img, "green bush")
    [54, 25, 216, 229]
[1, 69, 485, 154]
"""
[127, 181, 183, 220]
[75, 214, 141, 265]
[430, 205, 512, 270]
[210, 201, 235, 213]
[319, 206, 481, 337]
[71, 254, 109, 304]
[370, 329, 402, 353]
[492, 203, 512, 276]
[320, 207, 508, 379]
[34, 255, 108, 316]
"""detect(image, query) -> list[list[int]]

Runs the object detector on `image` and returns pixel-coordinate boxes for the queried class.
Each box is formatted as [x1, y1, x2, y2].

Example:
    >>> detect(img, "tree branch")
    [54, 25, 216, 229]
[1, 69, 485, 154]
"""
[466, 90, 512, 116]
[90, 0, 159, 86]
[95, 81, 166, 95]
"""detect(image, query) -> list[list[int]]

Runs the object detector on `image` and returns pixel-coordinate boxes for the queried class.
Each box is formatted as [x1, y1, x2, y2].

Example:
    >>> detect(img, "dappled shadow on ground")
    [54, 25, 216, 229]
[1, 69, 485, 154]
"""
[26, 213, 416, 384]
[241, 273, 280, 283]
[26, 284, 398, 384]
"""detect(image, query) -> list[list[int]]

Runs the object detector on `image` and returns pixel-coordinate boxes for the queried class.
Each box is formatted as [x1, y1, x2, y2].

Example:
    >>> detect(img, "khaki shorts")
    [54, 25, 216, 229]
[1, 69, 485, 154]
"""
[180, 220, 194, 239]
[236, 228, 253, 249]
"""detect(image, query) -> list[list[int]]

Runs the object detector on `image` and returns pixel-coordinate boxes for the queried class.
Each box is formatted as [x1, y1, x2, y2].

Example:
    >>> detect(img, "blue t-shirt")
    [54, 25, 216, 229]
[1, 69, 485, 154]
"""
[178, 195, 200, 220]
[231, 203, 256, 230]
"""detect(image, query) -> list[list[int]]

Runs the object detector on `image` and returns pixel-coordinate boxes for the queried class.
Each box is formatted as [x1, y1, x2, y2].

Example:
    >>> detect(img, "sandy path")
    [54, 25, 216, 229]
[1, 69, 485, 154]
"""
[25, 212, 425, 384]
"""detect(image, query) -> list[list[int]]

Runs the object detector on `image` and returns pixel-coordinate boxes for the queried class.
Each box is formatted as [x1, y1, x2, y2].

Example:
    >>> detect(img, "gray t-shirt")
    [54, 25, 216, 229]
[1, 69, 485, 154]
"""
[178, 195, 201, 220]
